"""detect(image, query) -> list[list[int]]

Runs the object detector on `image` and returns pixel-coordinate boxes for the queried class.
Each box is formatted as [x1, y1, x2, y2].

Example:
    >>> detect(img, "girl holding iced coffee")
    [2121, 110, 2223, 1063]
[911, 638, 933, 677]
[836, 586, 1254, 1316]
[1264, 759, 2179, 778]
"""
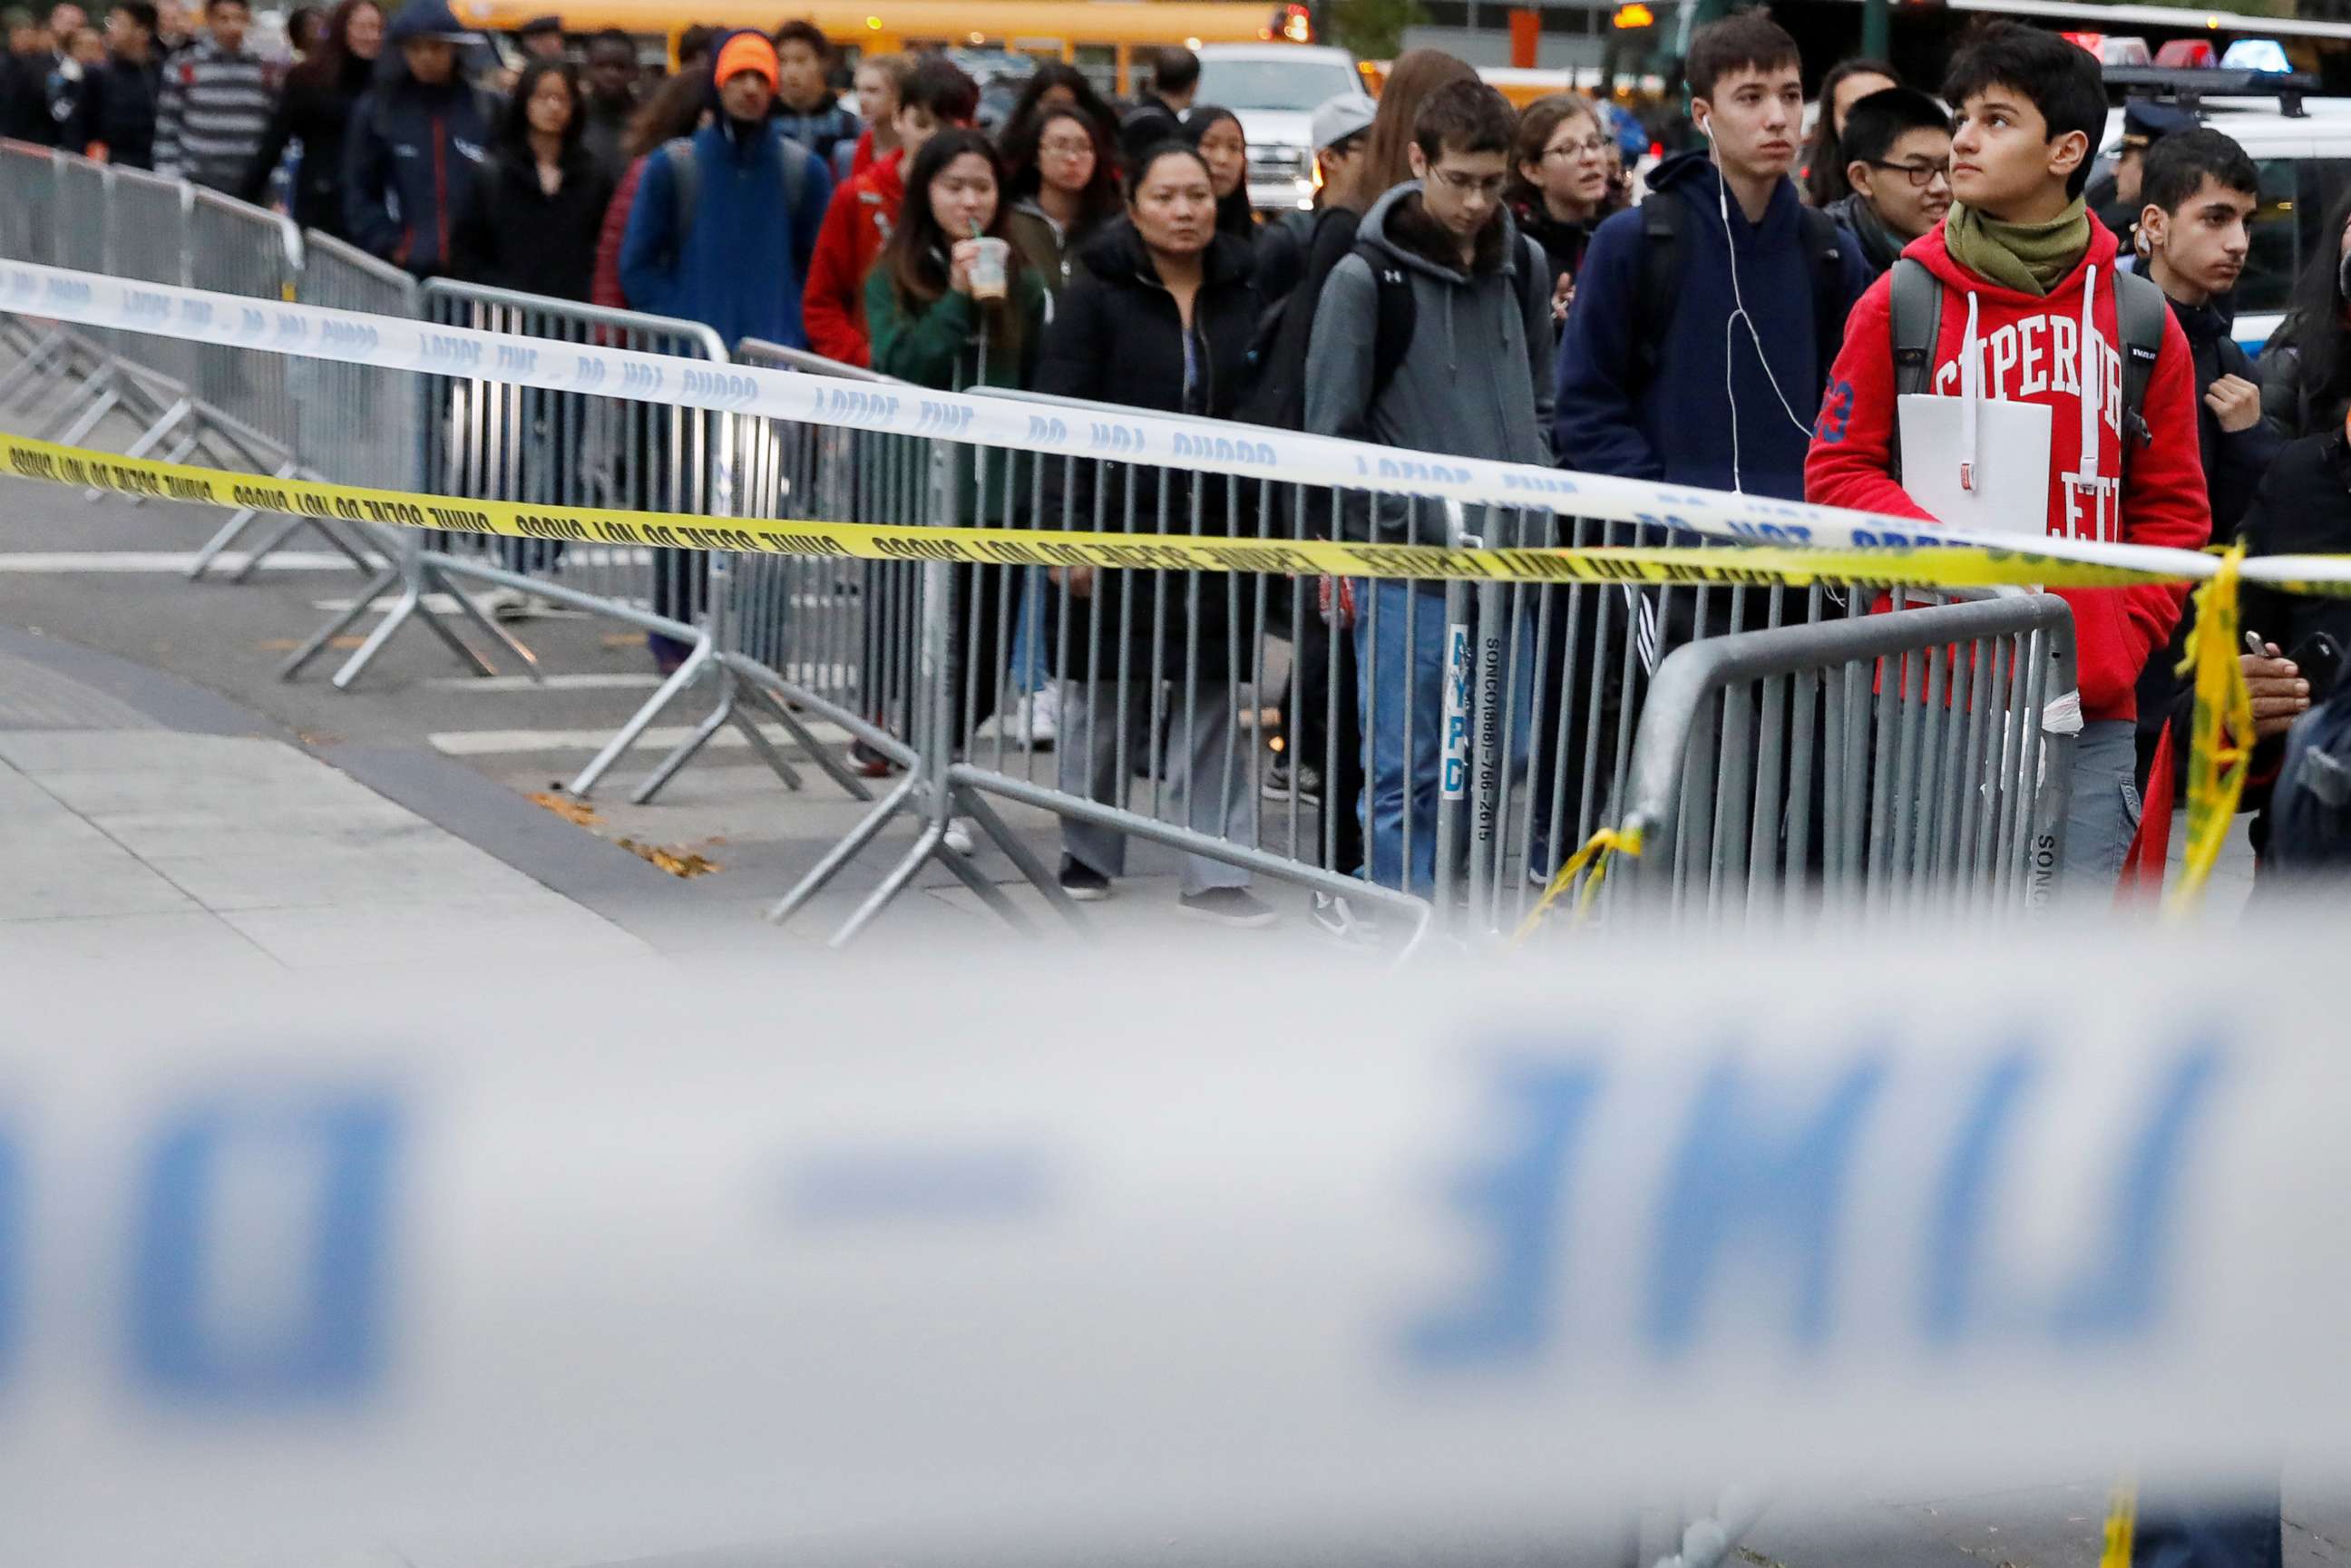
[866, 128, 1048, 758]
[867, 127, 1049, 394]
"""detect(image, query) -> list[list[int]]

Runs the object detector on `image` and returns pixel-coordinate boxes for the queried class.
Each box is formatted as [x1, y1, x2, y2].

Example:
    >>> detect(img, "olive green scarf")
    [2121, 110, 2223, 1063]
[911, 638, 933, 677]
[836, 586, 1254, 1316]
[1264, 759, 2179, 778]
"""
[1942, 199, 2094, 297]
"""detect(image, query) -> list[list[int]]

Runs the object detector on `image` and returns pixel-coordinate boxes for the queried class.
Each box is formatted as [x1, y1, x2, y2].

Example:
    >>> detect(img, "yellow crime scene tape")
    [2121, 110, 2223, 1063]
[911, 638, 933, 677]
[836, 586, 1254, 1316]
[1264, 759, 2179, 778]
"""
[0, 431, 2264, 918]
[0, 431, 2185, 592]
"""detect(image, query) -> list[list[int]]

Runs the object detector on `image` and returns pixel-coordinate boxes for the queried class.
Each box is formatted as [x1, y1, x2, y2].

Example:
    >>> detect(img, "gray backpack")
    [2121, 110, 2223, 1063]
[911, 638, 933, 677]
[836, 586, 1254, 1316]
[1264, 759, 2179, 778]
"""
[1886, 255, 2170, 479]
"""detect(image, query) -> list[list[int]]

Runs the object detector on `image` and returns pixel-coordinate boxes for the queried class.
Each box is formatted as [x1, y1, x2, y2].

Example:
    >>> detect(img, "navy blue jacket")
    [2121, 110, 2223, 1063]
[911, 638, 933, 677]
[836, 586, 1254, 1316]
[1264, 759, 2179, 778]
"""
[1553, 151, 1869, 501]
[340, 0, 493, 277]
[341, 70, 493, 278]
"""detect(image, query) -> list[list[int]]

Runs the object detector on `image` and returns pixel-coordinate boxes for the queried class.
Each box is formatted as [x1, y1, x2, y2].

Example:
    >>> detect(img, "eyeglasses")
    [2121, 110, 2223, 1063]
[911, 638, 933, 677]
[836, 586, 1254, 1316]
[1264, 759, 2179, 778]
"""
[1543, 136, 1608, 161]
[1039, 136, 1095, 158]
[1430, 166, 1507, 198]
[1868, 158, 1952, 188]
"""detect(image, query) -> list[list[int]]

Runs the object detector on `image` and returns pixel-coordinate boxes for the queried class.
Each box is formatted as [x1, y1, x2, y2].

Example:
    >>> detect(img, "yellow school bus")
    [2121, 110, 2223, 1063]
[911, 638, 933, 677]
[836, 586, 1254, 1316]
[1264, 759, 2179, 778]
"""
[452, 0, 1312, 92]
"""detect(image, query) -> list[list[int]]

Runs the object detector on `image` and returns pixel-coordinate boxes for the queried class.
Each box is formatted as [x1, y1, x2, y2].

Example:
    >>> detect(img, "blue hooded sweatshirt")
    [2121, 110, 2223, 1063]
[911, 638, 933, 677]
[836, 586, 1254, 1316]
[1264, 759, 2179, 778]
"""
[341, 0, 494, 278]
[1552, 151, 1868, 501]
[619, 30, 834, 349]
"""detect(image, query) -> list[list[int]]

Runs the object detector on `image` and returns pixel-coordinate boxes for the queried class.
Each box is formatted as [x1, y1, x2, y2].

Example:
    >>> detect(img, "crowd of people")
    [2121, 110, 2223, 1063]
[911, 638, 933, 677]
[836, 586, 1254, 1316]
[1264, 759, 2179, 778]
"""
[5, 5, 2341, 948]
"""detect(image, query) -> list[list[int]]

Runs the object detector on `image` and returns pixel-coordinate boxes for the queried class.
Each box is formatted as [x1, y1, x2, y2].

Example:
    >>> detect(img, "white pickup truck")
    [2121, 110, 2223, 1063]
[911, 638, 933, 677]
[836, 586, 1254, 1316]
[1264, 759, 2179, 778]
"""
[1192, 44, 1374, 213]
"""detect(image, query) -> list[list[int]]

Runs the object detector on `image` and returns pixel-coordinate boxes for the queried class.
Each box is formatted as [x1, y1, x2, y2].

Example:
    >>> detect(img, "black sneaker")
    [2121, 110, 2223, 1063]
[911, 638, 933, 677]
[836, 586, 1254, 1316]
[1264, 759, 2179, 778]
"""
[1058, 856, 1111, 902]
[1177, 887, 1277, 929]
[1263, 758, 1324, 803]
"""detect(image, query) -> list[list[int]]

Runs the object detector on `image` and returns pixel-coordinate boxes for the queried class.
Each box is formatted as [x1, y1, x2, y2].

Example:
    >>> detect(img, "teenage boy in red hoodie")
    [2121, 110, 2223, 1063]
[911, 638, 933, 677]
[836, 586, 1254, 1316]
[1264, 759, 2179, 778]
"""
[1807, 22, 2211, 891]
[799, 54, 976, 366]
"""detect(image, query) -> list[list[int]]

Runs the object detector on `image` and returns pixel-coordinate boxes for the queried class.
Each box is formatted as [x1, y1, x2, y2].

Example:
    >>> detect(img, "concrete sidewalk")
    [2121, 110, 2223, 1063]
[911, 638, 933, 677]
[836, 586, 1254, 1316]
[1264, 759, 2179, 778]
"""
[0, 639, 652, 971]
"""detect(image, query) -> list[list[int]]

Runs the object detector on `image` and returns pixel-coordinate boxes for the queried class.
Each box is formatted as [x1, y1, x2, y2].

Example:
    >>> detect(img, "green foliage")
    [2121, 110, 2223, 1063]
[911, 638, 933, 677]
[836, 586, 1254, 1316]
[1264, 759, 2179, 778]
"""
[1332, 0, 1428, 63]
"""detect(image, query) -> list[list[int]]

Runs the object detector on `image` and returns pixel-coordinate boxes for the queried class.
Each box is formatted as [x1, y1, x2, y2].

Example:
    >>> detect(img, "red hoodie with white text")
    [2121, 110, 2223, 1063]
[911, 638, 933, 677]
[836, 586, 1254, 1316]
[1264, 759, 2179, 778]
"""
[1807, 219, 2211, 722]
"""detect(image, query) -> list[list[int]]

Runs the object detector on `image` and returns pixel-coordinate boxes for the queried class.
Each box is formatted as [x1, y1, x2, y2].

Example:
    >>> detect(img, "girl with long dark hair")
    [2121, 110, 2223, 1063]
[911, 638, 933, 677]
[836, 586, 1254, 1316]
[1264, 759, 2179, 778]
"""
[238, 0, 381, 238]
[869, 128, 1050, 784]
[1800, 56, 1897, 207]
[1002, 102, 1122, 292]
[2262, 190, 2351, 440]
[1184, 105, 1255, 243]
[868, 126, 1049, 389]
[998, 59, 1119, 173]
[452, 57, 613, 299]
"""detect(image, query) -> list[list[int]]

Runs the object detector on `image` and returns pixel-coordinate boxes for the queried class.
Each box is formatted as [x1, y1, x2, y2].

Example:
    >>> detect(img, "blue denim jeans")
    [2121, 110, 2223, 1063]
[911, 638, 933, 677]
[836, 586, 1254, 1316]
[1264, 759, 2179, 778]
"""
[1007, 567, 1047, 697]
[1352, 581, 1532, 899]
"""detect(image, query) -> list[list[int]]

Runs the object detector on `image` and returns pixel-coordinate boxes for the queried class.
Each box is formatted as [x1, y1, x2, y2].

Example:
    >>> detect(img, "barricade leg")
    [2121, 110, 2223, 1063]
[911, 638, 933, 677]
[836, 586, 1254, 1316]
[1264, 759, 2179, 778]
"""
[569, 629, 714, 798]
[766, 773, 918, 927]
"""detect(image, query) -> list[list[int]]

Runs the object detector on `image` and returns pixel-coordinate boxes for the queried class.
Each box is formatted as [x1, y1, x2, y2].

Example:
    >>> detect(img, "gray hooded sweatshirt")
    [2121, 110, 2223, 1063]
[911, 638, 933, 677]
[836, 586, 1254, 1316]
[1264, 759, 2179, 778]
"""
[1302, 180, 1556, 550]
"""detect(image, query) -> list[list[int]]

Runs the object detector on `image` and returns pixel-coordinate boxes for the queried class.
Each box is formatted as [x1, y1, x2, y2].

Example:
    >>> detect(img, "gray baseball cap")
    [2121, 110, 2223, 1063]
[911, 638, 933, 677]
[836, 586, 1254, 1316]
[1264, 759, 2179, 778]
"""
[1310, 93, 1376, 153]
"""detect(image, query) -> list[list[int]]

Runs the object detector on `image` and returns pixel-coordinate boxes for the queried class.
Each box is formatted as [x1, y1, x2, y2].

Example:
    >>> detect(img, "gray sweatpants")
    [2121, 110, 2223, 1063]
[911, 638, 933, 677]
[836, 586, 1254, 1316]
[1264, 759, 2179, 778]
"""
[2061, 718, 2141, 894]
[1057, 678, 1255, 895]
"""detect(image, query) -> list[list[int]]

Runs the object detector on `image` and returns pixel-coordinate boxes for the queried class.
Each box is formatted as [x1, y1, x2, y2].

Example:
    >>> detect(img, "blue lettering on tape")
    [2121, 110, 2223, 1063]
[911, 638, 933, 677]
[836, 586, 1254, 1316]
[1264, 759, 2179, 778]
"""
[1646, 1057, 1886, 1354]
[130, 1088, 401, 1405]
[1927, 1043, 2225, 1345]
[1404, 1060, 1604, 1364]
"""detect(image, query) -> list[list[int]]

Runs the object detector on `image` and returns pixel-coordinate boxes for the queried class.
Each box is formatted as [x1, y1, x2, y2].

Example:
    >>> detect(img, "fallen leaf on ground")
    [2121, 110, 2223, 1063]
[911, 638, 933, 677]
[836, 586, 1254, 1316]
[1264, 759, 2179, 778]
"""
[527, 791, 603, 828]
[615, 838, 721, 878]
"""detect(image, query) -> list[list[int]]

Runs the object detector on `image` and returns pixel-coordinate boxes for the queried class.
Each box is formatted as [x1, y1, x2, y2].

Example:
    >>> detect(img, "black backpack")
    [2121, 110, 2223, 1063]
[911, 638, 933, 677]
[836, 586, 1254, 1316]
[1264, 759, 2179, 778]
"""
[1630, 194, 1849, 396]
[2260, 696, 2351, 879]
[1246, 229, 1550, 433]
[1885, 255, 2171, 479]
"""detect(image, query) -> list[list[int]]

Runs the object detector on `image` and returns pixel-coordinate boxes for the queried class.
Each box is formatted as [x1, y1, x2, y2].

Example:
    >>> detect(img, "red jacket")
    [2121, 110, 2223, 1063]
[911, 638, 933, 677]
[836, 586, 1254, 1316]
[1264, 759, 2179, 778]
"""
[1807, 219, 2211, 723]
[594, 154, 649, 312]
[801, 150, 904, 367]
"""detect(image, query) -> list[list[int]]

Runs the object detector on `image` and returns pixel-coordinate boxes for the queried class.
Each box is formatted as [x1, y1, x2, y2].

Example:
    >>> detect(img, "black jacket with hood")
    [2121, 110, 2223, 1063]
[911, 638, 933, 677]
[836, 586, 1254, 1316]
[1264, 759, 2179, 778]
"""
[342, 0, 495, 278]
[2135, 292, 2288, 773]
[1034, 219, 1263, 681]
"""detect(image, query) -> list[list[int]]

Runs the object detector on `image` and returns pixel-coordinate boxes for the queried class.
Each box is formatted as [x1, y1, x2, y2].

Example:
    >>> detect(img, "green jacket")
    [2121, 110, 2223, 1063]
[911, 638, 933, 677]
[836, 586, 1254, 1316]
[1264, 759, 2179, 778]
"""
[865, 265, 1049, 527]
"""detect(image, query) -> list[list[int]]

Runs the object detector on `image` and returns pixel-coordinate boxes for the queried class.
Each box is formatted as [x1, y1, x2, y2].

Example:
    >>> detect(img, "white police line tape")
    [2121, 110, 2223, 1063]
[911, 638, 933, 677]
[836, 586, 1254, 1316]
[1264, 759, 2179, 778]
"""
[0, 934, 2342, 1566]
[0, 258, 2268, 589]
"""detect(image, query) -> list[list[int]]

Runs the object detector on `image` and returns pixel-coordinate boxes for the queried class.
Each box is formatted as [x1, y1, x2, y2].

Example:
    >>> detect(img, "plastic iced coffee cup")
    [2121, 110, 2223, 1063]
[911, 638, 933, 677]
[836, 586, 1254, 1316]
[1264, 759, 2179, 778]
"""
[970, 237, 1010, 301]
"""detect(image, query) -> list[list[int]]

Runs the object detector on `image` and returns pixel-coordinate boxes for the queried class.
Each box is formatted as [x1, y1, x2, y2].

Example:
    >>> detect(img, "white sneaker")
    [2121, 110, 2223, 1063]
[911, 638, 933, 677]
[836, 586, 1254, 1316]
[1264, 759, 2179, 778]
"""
[481, 587, 557, 622]
[1026, 684, 1060, 746]
[942, 818, 977, 856]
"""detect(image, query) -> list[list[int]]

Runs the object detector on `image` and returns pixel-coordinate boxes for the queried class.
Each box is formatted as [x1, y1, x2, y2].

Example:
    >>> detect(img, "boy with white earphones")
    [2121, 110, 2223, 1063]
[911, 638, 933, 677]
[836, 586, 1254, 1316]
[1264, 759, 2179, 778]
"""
[1807, 23, 2211, 891]
[1553, 12, 1868, 504]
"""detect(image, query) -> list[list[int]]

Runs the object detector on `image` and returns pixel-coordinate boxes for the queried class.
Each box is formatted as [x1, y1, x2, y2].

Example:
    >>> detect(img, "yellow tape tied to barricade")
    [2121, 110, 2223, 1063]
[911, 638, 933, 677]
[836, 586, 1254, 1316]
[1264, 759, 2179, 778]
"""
[1513, 824, 1645, 943]
[2168, 546, 2257, 916]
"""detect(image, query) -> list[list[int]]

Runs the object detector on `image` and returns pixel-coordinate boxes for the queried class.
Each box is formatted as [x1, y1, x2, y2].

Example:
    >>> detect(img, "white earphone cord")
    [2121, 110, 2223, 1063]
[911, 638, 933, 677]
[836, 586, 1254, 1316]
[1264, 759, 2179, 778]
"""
[1702, 116, 1818, 497]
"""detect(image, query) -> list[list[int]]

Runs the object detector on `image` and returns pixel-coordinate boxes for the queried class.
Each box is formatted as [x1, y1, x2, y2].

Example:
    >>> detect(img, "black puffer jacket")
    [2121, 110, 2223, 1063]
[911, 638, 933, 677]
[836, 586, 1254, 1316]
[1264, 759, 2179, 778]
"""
[450, 144, 614, 301]
[1034, 219, 1263, 682]
[240, 51, 375, 239]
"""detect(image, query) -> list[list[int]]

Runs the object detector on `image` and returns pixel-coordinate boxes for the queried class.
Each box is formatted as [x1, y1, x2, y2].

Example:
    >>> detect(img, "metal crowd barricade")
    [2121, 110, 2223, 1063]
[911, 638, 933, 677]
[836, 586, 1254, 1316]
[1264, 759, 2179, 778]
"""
[99, 163, 204, 457]
[180, 187, 327, 577]
[308, 279, 858, 804]
[1597, 593, 2079, 922]
[726, 339, 925, 782]
[767, 380, 1442, 949]
[269, 233, 428, 679]
[0, 144, 114, 432]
